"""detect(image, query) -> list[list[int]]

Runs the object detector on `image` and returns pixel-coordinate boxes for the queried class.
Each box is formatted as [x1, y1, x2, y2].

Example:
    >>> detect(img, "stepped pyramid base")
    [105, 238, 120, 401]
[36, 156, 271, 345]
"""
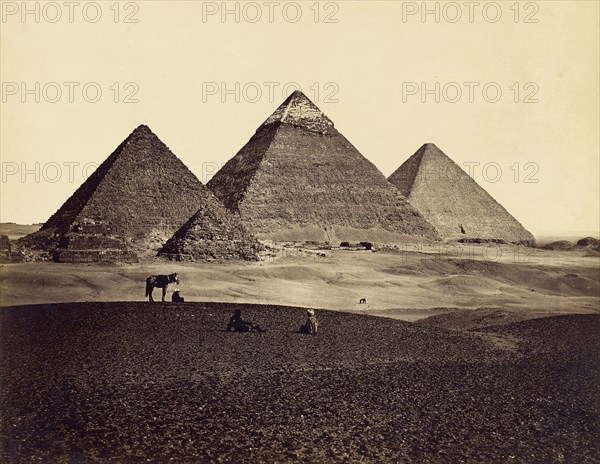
[159, 244, 260, 262]
[54, 249, 139, 264]
[159, 237, 262, 262]
[54, 231, 139, 263]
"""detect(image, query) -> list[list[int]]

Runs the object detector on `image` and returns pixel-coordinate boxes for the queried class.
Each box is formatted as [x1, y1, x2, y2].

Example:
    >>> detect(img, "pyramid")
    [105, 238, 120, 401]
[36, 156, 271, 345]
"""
[158, 202, 262, 261]
[207, 91, 439, 242]
[388, 143, 536, 245]
[20, 125, 253, 262]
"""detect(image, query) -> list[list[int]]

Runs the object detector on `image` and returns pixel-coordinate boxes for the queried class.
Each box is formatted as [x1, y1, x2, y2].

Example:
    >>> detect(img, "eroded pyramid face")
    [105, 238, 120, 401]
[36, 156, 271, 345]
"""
[388, 143, 536, 245]
[208, 91, 439, 242]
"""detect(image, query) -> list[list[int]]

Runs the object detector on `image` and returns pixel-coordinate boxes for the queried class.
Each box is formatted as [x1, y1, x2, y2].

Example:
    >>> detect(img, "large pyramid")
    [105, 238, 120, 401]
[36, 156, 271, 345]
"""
[20, 125, 253, 262]
[207, 91, 439, 242]
[388, 143, 536, 245]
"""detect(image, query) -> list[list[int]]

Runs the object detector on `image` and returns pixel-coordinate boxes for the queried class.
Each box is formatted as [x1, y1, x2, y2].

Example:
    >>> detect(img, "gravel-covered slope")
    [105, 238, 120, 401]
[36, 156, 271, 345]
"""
[1, 303, 598, 463]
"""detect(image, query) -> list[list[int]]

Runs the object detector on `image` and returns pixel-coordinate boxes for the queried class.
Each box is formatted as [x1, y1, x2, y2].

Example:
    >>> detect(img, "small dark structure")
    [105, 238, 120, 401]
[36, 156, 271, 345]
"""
[0, 235, 12, 261]
[0, 235, 24, 263]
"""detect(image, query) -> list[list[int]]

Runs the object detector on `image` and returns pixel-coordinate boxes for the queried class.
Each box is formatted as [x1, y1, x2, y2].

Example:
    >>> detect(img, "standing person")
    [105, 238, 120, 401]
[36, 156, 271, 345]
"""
[300, 309, 318, 334]
[227, 309, 266, 333]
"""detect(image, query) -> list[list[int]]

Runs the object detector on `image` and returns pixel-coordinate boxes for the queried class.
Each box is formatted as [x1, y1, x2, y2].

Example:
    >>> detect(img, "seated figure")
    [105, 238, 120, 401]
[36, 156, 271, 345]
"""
[171, 289, 185, 303]
[227, 309, 266, 332]
[299, 309, 318, 334]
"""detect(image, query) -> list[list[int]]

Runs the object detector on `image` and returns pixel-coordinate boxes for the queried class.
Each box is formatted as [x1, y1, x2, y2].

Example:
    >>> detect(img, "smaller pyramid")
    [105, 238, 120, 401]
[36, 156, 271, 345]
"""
[158, 202, 262, 261]
[388, 143, 536, 245]
[19, 125, 240, 262]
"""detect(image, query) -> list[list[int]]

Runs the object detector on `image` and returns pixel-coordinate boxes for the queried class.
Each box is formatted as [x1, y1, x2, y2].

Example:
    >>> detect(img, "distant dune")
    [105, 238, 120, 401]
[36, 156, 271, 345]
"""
[0, 223, 42, 240]
[1, 245, 598, 323]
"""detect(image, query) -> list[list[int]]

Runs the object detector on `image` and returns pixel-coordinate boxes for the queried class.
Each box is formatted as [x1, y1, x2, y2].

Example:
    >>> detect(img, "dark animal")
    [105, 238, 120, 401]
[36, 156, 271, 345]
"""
[359, 298, 366, 304]
[145, 273, 179, 302]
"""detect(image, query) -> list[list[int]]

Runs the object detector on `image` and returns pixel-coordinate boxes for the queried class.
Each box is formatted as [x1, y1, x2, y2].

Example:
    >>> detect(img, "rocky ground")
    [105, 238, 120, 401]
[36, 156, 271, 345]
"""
[1, 302, 598, 463]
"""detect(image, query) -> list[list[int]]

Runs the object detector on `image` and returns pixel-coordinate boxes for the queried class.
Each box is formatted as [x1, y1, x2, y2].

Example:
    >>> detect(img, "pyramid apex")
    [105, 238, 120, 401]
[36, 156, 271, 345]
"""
[419, 143, 442, 153]
[284, 89, 321, 108]
[289, 89, 306, 97]
[120, 124, 160, 147]
[133, 124, 152, 133]
[260, 89, 335, 134]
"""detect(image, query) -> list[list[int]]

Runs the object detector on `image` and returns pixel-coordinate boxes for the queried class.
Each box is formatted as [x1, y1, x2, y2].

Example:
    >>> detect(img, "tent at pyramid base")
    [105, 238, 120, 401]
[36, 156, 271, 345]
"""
[388, 143, 536, 246]
[207, 92, 439, 243]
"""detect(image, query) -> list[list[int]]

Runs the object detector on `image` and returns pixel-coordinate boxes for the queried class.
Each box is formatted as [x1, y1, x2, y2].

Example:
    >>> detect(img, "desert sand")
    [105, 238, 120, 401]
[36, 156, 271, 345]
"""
[1, 302, 598, 463]
[1, 244, 599, 462]
[1, 244, 597, 322]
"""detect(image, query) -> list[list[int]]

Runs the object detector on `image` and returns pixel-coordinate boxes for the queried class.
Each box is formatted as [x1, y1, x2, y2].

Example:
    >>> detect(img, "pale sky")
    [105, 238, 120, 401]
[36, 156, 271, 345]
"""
[1, 1, 598, 237]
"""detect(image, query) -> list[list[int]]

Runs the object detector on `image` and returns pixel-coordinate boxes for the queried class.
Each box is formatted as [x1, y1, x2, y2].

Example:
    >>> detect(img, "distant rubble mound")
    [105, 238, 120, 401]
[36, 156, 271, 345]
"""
[577, 237, 600, 256]
[576, 237, 600, 248]
[158, 202, 262, 262]
[18, 125, 218, 263]
[207, 90, 439, 242]
[541, 240, 574, 251]
[0, 234, 25, 263]
[538, 237, 599, 253]
[388, 143, 536, 246]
